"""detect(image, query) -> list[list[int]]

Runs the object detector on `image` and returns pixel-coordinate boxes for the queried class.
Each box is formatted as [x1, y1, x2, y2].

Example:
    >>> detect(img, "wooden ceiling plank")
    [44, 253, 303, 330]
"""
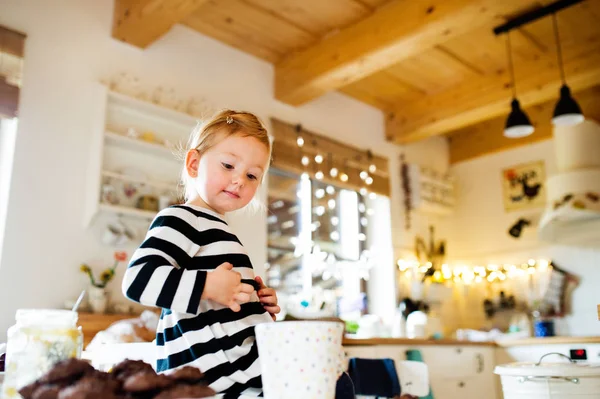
[275, 0, 531, 106]
[352, 0, 390, 8]
[385, 45, 482, 95]
[243, 0, 370, 38]
[112, 0, 209, 48]
[441, 26, 508, 75]
[448, 85, 600, 164]
[184, 0, 316, 62]
[183, 13, 282, 62]
[388, 43, 600, 143]
[519, 2, 599, 54]
[435, 45, 485, 76]
[340, 71, 422, 110]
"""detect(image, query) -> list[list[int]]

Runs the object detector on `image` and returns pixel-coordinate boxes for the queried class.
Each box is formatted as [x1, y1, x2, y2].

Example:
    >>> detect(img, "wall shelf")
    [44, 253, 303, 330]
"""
[106, 88, 198, 128]
[104, 131, 178, 161]
[99, 203, 157, 221]
[83, 83, 187, 229]
[101, 170, 174, 191]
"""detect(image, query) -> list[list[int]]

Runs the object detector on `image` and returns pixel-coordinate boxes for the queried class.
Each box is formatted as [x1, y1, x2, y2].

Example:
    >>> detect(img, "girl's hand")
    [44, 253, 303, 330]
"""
[203, 263, 254, 312]
[255, 276, 280, 321]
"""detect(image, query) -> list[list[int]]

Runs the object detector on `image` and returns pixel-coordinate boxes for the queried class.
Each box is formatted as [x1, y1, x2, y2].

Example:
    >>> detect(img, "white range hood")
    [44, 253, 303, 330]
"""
[537, 120, 600, 247]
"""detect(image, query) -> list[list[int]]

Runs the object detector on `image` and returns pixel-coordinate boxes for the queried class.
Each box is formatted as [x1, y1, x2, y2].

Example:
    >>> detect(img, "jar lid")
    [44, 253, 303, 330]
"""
[16, 309, 78, 326]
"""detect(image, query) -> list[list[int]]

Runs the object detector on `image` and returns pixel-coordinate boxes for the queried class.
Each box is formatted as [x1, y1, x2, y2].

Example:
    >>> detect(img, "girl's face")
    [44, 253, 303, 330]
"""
[186, 133, 269, 214]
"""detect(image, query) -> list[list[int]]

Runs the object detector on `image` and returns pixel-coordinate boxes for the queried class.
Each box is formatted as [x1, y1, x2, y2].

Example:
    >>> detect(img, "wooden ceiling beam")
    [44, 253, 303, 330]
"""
[274, 0, 527, 106]
[112, 0, 209, 48]
[448, 85, 600, 164]
[0, 25, 26, 58]
[387, 45, 600, 144]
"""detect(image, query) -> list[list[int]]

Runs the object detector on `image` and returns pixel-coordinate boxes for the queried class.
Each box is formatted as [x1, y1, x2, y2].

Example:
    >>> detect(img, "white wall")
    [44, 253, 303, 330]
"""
[0, 0, 451, 340]
[447, 139, 600, 336]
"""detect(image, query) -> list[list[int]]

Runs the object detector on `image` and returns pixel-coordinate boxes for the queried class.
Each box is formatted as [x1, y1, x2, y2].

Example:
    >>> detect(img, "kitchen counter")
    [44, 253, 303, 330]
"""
[343, 336, 600, 347]
[496, 335, 600, 347]
[343, 337, 496, 347]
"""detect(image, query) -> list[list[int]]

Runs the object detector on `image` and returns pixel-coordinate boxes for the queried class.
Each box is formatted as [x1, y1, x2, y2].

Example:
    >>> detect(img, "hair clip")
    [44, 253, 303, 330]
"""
[226, 116, 234, 124]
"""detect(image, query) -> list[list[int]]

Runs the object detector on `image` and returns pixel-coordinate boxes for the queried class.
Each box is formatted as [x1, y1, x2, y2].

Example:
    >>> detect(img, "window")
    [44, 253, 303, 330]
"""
[266, 168, 372, 318]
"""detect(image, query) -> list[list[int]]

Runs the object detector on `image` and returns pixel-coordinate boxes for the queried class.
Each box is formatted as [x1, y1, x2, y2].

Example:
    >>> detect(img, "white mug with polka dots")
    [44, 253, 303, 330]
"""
[255, 321, 345, 399]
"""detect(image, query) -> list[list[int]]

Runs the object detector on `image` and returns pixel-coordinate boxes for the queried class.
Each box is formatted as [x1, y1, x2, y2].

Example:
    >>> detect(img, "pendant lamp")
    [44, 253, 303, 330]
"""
[551, 13, 584, 126]
[503, 33, 534, 138]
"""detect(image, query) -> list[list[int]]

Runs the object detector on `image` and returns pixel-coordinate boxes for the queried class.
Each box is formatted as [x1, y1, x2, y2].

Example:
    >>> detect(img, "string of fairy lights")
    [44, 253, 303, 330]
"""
[396, 258, 552, 285]
[295, 124, 377, 193]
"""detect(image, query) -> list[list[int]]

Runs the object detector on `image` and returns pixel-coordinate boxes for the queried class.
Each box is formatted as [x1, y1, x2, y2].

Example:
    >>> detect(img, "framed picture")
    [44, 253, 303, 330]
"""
[502, 161, 546, 211]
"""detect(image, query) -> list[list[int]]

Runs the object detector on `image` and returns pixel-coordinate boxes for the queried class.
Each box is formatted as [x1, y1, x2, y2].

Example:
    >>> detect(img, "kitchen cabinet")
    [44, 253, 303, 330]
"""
[344, 343, 498, 399]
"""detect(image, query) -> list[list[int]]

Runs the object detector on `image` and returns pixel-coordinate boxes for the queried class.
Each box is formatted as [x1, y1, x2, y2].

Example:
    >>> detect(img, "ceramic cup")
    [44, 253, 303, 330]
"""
[102, 221, 135, 246]
[255, 321, 345, 399]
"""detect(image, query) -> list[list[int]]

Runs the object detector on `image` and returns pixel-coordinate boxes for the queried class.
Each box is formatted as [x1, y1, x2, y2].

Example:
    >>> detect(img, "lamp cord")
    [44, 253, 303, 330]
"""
[552, 13, 566, 84]
[505, 33, 517, 99]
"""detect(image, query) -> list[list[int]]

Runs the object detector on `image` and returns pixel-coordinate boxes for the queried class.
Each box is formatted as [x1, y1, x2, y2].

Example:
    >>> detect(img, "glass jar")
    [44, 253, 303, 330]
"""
[1, 309, 83, 399]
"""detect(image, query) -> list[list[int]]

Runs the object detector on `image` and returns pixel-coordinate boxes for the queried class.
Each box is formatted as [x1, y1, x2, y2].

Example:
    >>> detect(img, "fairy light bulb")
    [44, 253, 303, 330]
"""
[315, 171, 324, 180]
[315, 154, 323, 164]
[330, 168, 338, 178]
[301, 156, 310, 166]
[326, 185, 335, 195]
[297, 136, 304, 147]
[359, 188, 368, 195]
[360, 171, 369, 180]
[301, 172, 309, 180]
[369, 192, 376, 199]
[369, 164, 376, 173]
[365, 176, 374, 185]
[340, 173, 348, 182]
[328, 199, 336, 209]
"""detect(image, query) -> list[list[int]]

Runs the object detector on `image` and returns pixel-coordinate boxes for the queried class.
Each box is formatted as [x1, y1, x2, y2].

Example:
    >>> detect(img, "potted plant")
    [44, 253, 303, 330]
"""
[80, 251, 127, 313]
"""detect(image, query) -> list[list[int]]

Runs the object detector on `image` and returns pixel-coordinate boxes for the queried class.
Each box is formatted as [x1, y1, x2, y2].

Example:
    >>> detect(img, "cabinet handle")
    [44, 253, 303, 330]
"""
[519, 376, 579, 384]
[476, 353, 484, 373]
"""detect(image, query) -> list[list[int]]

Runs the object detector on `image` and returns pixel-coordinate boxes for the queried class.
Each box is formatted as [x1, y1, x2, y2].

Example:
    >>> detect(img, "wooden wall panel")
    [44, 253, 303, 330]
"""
[270, 118, 390, 196]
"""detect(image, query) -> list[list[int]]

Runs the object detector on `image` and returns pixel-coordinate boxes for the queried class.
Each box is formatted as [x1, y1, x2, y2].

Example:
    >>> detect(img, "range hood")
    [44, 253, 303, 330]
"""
[538, 120, 600, 247]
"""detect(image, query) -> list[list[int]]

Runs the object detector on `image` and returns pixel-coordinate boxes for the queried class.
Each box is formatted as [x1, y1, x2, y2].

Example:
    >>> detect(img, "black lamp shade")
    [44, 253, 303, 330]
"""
[552, 84, 584, 126]
[504, 99, 534, 138]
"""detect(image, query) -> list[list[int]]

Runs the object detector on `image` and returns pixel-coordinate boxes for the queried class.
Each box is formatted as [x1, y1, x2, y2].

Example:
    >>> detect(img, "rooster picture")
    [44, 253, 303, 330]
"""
[503, 161, 546, 211]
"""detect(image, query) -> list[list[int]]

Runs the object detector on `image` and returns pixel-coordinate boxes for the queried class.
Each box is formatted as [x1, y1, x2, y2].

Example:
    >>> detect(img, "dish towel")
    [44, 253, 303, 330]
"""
[405, 349, 434, 399]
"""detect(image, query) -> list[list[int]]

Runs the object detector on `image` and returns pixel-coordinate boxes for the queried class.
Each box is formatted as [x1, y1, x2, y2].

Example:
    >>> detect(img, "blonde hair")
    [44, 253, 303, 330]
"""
[180, 109, 271, 203]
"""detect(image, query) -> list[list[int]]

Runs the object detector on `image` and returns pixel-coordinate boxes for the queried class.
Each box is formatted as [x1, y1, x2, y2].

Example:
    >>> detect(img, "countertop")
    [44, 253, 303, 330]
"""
[342, 336, 600, 347]
[342, 337, 496, 347]
[495, 335, 600, 347]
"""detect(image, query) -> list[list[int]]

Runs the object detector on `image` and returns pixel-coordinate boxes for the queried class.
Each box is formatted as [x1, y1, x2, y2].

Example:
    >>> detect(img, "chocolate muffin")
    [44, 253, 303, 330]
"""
[57, 376, 121, 399]
[111, 359, 155, 381]
[39, 359, 94, 384]
[31, 385, 61, 399]
[123, 371, 173, 393]
[18, 380, 43, 399]
[166, 366, 204, 384]
[152, 384, 215, 399]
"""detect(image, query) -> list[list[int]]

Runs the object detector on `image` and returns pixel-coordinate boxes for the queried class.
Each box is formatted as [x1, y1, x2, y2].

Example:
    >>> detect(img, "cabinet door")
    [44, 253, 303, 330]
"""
[434, 377, 497, 399]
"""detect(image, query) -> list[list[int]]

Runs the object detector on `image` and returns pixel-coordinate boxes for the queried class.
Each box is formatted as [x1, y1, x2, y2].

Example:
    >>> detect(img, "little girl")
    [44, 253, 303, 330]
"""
[122, 110, 280, 398]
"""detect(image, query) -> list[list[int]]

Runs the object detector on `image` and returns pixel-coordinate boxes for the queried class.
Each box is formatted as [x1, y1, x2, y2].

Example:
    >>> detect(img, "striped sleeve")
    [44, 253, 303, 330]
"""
[122, 207, 206, 315]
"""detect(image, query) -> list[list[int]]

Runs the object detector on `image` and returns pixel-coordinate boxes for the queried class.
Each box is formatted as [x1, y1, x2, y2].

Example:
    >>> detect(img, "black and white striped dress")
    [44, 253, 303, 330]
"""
[122, 204, 273, 397]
